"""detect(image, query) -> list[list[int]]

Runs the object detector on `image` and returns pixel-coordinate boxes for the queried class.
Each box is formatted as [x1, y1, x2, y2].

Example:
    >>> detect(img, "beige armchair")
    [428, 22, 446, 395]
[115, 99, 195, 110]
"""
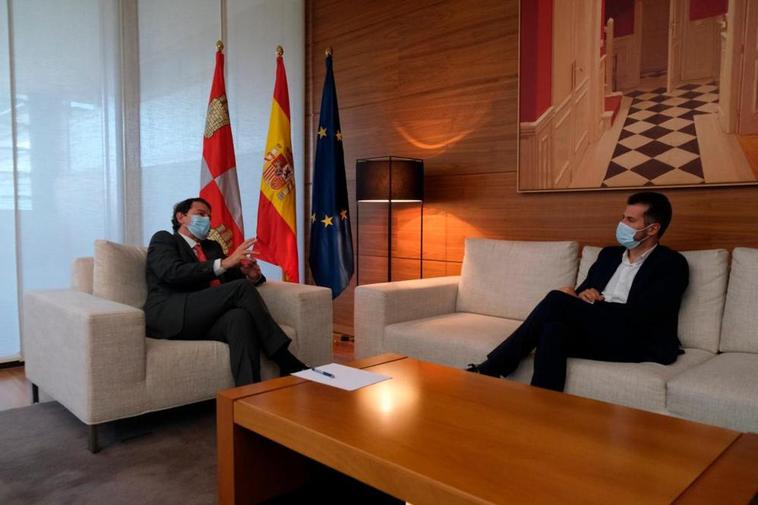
[22, 240, 332, 452]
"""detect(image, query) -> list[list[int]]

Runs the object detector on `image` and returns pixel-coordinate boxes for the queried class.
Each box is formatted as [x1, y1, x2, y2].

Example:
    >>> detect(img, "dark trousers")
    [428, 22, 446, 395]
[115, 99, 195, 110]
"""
[485, 290, 646, 391]
[173, 279, 291, 386]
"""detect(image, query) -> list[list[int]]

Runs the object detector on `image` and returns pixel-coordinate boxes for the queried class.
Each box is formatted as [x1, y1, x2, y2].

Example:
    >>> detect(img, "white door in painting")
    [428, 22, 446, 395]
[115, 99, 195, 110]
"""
[572, 0, 592, 166]
[718, 0, 748, 133]
[681, 0, 721, 82]
[667, 0, 684, 91]
[738, 0, 758, 134]
[551, 0, 593, 187]
[640, 0, 669, 76]
[614, 0, 642, 90]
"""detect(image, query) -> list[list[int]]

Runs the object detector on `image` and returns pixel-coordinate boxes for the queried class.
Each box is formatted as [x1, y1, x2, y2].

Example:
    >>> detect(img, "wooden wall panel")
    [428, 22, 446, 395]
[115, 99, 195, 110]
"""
[305, 0, 758, 336]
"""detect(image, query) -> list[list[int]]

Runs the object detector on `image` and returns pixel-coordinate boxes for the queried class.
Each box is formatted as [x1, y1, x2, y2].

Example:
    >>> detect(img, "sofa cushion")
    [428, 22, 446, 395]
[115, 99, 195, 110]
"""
[509, 348, 714, 413]
[667, 353, 758, 432]
[456, 239, 578, 321]
[576, 246, 728, 353]
[576, 246, 601, 288]
[72, 257, 95, 294]
[384, 312, 523, 368]
[93, 240, 148, 308]
[677, 249, 729, 353]
[720, 248, 758, 353]
[145, 323, 295, 410]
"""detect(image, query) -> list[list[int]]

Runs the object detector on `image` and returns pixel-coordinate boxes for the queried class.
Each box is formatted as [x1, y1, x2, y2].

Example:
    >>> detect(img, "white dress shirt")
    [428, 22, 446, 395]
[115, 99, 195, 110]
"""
[601, 245, 657, 304]
[178, 232, 226, 277]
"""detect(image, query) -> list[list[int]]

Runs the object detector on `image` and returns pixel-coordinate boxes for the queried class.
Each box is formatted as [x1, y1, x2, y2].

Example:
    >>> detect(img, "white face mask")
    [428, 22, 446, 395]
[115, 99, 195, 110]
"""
[616, 221, 653, 249]
[187, 215, 211, 240]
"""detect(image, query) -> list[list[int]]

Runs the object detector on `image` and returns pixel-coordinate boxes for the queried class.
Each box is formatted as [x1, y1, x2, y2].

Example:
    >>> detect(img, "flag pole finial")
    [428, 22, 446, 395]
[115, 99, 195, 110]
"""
[325, 47, 333, 57]
[216, 40, 224, 52]
[276, 45, 284, 57]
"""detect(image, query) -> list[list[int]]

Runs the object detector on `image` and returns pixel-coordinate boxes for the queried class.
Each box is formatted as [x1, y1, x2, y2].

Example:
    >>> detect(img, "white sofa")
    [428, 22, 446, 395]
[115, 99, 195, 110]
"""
[355, 238, 758, 433]
[23, 240, 333, 451]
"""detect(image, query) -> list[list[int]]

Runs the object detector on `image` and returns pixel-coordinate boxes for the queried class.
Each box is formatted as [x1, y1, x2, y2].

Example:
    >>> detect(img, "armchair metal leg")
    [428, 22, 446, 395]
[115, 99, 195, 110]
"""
[31, 383, 39, 404]
[88, 425, 100, 454]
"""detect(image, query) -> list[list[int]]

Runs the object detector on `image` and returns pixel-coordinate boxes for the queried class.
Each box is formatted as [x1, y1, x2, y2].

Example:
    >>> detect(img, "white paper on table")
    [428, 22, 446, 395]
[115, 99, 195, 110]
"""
[292, 363, 391, 391]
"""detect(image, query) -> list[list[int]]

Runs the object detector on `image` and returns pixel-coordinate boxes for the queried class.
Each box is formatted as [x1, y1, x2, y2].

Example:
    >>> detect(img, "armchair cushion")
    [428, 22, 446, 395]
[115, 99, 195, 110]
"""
[144, 322, 294, 409]
[146, 339, 233, 410]
[72, 257, 94, 294]
[93, 240, 148, 308]
[456, 239, 579, 321]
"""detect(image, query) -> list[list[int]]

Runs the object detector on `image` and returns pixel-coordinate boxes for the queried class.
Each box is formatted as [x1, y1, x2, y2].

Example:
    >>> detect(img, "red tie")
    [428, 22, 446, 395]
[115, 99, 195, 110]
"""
[193, 244, 221, 287]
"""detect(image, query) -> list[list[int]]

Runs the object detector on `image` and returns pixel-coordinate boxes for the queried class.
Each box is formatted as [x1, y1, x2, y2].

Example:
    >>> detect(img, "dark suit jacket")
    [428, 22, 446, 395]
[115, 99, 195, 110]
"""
[143, 230, 265, 339]
[575, 245, 689, 364]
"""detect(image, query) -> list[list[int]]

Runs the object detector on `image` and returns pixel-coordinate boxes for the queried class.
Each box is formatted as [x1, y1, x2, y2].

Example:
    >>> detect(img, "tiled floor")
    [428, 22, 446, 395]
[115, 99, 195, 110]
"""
[603, 82, 720, 187]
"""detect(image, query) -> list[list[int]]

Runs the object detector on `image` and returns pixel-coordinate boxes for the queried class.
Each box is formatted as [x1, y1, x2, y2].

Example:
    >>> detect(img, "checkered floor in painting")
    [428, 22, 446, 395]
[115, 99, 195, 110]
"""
[603, 82, 720, 187]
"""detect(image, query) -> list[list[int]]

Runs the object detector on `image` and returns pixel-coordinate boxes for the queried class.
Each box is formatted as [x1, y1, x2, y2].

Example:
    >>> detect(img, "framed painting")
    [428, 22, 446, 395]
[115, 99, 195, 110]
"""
[518, 0, 758, 192]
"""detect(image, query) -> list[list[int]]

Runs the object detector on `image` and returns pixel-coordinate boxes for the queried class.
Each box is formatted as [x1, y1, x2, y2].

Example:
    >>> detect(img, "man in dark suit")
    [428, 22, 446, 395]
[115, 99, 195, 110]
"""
[467, 192, 689, 392]
[144, 197, 306, 385]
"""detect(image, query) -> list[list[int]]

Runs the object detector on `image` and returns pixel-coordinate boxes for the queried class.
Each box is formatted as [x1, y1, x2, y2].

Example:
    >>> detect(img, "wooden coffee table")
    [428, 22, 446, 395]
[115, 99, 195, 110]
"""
[217, 354, 758, 504]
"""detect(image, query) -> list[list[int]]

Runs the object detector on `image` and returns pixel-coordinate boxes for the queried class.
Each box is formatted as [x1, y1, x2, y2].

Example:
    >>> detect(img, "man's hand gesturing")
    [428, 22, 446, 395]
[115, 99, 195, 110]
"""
[221, 238, 257, 270]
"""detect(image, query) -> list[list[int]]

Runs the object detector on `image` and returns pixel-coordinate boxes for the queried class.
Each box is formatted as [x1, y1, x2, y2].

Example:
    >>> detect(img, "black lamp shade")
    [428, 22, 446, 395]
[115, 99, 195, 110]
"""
[356, 157, 424, 202]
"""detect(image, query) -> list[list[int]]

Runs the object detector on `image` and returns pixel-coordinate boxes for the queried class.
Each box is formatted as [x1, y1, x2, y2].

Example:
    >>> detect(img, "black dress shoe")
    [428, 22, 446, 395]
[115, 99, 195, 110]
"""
[279, 362, 309, 377]
[465, 363, 482, 374]
[274, 348, 308, 376]
[466, 362, 501, 377]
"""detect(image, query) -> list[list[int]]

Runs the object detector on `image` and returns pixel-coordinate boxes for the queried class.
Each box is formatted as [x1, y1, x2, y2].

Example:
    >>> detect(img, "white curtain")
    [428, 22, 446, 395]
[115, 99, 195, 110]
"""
[138, 0, 220, 246]
[0, 0, 305, 362]
[0, 0, 20, 360]
[1, 0, 123, 362]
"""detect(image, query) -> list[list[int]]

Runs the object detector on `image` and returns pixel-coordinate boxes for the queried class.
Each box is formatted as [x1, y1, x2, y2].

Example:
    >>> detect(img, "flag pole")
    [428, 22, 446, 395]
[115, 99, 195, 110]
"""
[219, 0, 227, 53]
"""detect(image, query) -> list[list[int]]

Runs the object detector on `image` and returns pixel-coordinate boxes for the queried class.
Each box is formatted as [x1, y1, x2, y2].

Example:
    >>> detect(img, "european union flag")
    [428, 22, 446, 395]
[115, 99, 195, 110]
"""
[309, 52, 354, 298]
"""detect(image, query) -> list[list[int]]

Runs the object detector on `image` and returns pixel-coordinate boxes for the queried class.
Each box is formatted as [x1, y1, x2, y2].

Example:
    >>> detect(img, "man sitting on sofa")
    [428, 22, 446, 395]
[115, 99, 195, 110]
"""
[467, 191, 689, 392]
[144, 197, 306, 385]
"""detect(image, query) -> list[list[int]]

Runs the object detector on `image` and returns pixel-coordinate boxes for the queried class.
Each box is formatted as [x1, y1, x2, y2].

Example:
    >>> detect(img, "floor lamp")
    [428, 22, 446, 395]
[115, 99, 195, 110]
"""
[355, 156, 424, 285]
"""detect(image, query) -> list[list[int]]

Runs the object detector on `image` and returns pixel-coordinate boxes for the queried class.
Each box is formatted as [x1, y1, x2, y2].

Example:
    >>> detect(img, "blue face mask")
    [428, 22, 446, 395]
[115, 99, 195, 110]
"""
[187, 215, 211, 240]
[616, 221, 652, 249]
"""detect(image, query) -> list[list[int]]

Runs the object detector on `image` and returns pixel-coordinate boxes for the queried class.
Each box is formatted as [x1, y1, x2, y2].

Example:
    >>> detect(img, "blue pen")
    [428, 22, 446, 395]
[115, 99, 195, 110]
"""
[311, 367, 335, 379]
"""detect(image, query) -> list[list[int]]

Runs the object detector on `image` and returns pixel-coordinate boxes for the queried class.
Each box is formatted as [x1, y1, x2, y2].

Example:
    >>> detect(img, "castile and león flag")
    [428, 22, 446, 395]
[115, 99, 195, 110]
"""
[200, 41, 244, 255]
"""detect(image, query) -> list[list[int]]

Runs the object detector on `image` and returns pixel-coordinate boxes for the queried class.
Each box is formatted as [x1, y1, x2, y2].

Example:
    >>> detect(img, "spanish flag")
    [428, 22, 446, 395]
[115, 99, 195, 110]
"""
[256, 46, 299, 282]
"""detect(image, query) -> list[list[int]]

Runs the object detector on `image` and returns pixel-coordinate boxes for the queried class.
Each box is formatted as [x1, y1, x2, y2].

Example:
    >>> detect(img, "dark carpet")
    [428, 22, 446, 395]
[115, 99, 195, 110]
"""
[0, 401, 216, 505]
